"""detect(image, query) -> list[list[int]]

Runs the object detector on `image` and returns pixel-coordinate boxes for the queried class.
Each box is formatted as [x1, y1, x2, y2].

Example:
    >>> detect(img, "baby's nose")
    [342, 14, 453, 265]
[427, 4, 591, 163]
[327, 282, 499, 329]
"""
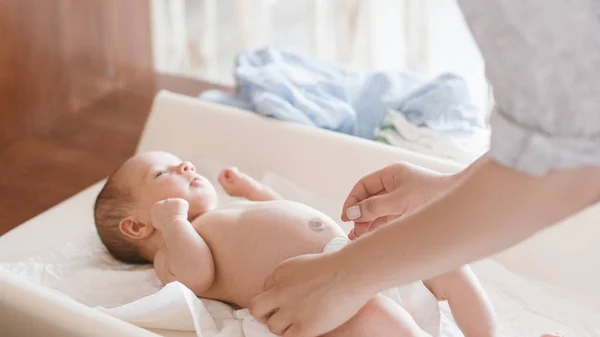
[180, 161, 196, 173]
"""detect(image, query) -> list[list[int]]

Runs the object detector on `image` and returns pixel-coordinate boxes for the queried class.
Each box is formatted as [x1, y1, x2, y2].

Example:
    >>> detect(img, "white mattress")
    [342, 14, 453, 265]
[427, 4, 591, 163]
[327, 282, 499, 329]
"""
[1, 91, 599, 336]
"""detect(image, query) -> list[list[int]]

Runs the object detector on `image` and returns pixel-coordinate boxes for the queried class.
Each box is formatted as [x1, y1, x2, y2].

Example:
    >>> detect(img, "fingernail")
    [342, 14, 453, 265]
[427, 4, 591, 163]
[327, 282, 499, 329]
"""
[346, 206, 361, 220]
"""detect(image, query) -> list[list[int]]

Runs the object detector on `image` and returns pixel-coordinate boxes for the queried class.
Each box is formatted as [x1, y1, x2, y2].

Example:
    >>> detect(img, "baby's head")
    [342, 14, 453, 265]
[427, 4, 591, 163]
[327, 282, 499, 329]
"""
[94, 151, 218, 263]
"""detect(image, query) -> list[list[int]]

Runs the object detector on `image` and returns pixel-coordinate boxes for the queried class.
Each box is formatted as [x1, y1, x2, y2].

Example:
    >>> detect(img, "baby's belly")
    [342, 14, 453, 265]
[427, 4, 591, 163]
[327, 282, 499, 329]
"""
[197, 200, 344, 307]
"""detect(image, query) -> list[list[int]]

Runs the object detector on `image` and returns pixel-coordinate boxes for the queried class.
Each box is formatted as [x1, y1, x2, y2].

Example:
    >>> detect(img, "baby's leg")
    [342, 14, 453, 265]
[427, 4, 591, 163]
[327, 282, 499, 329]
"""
[423, 266, 496, 337]
[323, 294, 430, 337]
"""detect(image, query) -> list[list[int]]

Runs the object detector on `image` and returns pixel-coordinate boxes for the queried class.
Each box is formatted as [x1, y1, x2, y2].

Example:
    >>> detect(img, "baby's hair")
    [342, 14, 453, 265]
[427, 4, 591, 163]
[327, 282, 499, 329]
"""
[94, 174, 149, 264]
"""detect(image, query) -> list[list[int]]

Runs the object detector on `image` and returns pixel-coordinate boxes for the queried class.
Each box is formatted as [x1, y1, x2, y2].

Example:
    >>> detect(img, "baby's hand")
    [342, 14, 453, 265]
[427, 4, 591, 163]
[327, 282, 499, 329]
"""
[151, 198, 190, 230]
[218, 167, 257, 198]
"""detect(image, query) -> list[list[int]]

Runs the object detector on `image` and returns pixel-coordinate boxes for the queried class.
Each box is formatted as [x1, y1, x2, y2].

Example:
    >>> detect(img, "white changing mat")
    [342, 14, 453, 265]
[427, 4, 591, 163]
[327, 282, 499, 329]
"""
[2, 165, 599, 337]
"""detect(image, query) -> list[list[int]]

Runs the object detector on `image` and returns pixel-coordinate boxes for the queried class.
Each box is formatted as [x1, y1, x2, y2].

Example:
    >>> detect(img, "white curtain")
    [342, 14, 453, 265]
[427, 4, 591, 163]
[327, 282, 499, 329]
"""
[151, 0, 490, 112]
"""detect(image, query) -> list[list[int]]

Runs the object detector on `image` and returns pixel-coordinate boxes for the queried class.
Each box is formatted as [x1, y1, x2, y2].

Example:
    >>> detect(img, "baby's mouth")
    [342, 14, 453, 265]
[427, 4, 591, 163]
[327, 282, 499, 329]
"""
[190, 176, 204, 187]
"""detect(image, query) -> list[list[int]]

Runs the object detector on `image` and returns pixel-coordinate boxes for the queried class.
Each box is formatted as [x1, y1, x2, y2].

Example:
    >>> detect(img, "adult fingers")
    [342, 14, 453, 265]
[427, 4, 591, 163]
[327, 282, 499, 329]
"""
[344, 193, 402, 222]
[341, 169, 388, 221]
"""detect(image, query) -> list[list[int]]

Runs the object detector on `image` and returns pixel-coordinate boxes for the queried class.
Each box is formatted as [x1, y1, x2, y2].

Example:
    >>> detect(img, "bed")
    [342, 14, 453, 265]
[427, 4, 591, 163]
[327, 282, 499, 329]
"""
[1, 91, 599, 336]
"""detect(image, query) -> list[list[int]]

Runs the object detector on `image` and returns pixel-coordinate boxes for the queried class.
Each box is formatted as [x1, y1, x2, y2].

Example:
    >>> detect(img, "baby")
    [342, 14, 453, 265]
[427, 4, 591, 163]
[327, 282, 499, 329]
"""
[94, 151, 497, 337]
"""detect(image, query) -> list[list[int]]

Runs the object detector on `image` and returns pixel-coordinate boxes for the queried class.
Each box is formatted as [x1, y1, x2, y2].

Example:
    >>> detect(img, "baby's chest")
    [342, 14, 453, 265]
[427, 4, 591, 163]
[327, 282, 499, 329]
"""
[194, 201, 322, 236]
[194, 209, 307, 253]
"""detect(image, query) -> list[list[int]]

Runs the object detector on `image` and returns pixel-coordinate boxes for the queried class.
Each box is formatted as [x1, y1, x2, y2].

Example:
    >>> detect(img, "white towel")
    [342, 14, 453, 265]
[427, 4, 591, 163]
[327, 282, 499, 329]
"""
[376, 110, 489, 164]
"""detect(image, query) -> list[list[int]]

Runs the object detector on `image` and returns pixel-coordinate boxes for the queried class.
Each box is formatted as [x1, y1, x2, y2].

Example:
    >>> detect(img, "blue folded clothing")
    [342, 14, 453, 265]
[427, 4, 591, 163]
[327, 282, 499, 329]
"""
[200, 47, 484, 139]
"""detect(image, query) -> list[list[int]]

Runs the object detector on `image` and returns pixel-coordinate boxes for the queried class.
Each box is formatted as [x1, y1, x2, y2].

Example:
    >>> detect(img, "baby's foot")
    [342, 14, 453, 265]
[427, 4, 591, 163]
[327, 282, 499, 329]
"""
[218, 167, 259, 198]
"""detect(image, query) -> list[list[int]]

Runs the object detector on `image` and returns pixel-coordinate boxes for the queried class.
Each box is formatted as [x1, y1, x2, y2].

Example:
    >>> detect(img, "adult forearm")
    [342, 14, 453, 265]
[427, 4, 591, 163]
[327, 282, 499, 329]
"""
[456, 152, 490, 181]
[340, 159, 600, 294]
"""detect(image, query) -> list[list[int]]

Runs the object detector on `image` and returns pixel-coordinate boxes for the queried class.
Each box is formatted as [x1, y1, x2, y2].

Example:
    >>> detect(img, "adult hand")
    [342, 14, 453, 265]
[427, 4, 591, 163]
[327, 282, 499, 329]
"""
[249, 253, 371, 337]
[342, 163, 455, 240]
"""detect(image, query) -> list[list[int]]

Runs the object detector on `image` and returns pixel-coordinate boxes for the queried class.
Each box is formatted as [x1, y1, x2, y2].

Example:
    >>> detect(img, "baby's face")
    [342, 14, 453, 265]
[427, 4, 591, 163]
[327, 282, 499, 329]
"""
[117, 151, 218, 223]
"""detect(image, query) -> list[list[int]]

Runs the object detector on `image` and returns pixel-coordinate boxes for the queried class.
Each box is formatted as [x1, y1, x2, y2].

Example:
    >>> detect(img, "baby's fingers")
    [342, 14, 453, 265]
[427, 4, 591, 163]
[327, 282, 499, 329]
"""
[349, 222, 372, 240]
[218, 167, 237, 183]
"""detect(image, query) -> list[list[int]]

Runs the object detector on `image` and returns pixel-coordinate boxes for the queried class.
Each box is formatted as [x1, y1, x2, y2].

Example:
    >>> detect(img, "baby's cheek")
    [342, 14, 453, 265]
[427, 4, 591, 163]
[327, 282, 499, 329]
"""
[190, 189, 217, 209]
[163, 182, 190, 198]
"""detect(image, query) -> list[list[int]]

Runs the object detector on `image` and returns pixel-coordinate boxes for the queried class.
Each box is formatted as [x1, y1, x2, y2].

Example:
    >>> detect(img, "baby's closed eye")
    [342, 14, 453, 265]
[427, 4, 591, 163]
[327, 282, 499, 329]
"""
[155, 171, 169, 178]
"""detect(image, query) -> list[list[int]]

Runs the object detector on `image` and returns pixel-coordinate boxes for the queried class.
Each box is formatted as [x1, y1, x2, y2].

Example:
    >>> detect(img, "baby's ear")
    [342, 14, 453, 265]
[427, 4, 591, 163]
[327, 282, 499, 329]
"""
[119, 216, 154, 240]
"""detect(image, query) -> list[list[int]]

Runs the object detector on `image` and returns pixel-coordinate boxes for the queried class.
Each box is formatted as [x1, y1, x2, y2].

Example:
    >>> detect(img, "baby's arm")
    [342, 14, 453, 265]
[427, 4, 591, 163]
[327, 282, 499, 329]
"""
[423, 266, 496, 337]
[219, 167, 282, 201]
[152, 199, 215, 294]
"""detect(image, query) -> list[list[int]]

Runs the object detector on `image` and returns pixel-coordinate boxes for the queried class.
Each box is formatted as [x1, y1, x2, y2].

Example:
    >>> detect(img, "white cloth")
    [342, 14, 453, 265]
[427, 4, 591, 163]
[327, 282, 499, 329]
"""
[376, 110, 489, 164]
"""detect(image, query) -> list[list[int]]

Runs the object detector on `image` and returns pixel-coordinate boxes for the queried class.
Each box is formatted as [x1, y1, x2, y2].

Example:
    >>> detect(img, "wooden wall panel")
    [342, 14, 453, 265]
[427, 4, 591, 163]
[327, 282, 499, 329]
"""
[0, 0, 69, 145]
[0, 0, 152, 146]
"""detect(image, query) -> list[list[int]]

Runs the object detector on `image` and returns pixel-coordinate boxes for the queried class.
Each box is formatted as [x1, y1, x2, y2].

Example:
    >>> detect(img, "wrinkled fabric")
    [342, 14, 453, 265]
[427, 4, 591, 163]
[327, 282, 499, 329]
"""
[200, 47, 484, 139]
